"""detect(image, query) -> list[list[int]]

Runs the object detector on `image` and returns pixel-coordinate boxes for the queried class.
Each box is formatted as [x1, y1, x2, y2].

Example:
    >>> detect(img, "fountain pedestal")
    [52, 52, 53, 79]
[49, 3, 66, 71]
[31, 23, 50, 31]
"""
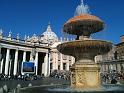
[57, 40, 112, 88]
[70, 62, 101, 88]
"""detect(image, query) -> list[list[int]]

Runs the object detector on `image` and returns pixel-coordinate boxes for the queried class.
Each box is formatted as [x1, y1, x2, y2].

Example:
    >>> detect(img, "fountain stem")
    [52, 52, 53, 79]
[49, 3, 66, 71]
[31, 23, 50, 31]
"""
[76, 35, 91, 40]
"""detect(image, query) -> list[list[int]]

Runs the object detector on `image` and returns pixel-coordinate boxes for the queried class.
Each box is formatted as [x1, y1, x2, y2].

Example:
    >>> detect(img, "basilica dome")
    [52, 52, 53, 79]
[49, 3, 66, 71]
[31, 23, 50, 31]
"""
[41, 23, 58, 44]
[27, 23, 58, 44]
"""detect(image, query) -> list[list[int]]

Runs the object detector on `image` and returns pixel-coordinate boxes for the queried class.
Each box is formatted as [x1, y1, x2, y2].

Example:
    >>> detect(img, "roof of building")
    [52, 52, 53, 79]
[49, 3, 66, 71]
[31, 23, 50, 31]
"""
[42, 23, 58, 43]
[27, 23, 58, 44]
[50, 42, 61, 48]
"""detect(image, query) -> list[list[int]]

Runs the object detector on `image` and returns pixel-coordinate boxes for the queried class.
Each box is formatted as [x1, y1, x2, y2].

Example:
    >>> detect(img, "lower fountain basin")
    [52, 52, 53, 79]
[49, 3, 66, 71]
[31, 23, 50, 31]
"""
[57, 40, 112, 57]
[20, 84, 124, 93]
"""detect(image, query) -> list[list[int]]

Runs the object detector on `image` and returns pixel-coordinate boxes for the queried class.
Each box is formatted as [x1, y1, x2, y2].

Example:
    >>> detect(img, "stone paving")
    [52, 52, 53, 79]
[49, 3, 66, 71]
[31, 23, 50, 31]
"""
[0, 77, 70, 93]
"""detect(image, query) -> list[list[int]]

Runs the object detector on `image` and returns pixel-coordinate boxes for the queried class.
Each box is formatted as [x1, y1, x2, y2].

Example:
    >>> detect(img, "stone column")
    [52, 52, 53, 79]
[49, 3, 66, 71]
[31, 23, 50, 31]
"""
[42, 63, 45, 75]
[101, 65, 103, 72]
[106, 65, 108, 72]
[109, 64, 113, 72]
[113, 64, 116, 71]
[52, 53, 55, 70]
[44, 53, 48, 77]
[22, 51, 26, 75]
[55, 53, 58, 70]
[0, 59, 3, 73]
[120, 64, 123, 71]
[108, 65, 110, 72]
[48, 53, 50, 76]
[66, 56, 70, 71]
[13, 50, 18, 75]
[117, 64, 121, 72]
[115, 64, 118, 71]
[0, 46, 2, 73]
[30, 52, 33, 61]
[71, 57, 75, 66]
[103, 64, 106, 71]
[23, 51, 26, 62]
[0, 45, 1, 60]
[5, 48, 10, 75]
[107, 64, 110, 72]
[122, 64, 124, 71]
[60, 54, 63, 70]
[100, 64, 103, 72]
[35, 52, 38, 75]
[9, 60, 12, 76]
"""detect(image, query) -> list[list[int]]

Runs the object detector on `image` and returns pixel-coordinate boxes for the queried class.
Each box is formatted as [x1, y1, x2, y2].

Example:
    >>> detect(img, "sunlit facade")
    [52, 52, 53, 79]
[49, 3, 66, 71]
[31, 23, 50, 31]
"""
[96, 36, 124, 73]
[0, 23, 75, 77]
[0, 23, 124, 76]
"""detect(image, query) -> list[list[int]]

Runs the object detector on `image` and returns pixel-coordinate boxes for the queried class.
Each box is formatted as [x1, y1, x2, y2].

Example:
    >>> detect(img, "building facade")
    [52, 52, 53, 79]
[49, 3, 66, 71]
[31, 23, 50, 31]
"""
[116, 35, 124, 59]
[0, 32, 50, 77]
[38, 23, 75, 73]
[0, 23, 75, 77]
[96, 36, 124, 73]
[1, 23, 123, 76]
[50, 41, 75, 72]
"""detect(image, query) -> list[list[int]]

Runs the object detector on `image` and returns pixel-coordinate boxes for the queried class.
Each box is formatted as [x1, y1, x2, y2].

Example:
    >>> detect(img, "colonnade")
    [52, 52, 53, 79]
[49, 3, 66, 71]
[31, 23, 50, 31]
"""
[0, 47, 50, 77]
[51, 51, 75, 72]
[100, 63, 124, 73]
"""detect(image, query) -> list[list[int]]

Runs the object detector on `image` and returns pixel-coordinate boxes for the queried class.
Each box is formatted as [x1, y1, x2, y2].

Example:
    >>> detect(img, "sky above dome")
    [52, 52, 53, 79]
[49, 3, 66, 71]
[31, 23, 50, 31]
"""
[0, 0, 124, 44]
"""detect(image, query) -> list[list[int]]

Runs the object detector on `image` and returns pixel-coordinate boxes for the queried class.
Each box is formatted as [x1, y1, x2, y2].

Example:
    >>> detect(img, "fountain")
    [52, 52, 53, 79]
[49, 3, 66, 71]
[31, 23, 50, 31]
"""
[19, 1, 124, 93]
[57, 0, 112, 89]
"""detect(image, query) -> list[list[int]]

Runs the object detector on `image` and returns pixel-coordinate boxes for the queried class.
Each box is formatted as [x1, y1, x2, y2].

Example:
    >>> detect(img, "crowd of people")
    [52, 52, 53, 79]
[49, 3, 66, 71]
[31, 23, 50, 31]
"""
[0, 74, 43, 81]
[101, 70, 124, 84]
[0, 70, 124, 85]
[50, 70, 71, 80]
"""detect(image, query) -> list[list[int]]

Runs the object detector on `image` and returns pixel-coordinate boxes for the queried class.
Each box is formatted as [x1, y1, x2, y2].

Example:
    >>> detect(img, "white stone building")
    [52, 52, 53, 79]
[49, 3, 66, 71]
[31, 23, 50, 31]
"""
[37, 23, 75, 73]
[0, 23, 75, 77]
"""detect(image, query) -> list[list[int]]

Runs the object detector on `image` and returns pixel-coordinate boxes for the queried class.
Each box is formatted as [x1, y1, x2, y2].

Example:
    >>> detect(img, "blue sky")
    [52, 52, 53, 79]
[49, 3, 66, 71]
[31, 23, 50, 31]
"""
[0, 0, 124, 44]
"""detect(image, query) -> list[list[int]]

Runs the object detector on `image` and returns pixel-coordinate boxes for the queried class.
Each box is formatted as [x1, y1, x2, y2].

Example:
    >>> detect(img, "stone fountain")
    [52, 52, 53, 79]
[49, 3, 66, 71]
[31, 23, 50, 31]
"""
[18, 1, 124, 93]
[57, 0, 112, 89]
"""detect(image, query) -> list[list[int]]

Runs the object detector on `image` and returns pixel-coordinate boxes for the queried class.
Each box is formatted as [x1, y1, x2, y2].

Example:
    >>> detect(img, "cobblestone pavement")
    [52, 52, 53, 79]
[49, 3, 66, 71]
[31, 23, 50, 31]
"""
[0, 77, 70, 92]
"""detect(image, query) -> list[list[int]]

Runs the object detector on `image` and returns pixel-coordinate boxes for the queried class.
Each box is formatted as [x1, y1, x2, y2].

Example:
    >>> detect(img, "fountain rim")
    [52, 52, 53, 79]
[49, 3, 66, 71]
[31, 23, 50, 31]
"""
[64, 14, 104, 25]
[57, 39, 112, 46]
[63, 14, 104, 36]
[57, 39, 112, 56]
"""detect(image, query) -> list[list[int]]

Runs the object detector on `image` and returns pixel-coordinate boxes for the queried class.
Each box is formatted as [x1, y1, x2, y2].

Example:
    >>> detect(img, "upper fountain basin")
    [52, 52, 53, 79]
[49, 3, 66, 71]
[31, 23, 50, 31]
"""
[57, 40, 112, 57]
[63, 14, 104, 36]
